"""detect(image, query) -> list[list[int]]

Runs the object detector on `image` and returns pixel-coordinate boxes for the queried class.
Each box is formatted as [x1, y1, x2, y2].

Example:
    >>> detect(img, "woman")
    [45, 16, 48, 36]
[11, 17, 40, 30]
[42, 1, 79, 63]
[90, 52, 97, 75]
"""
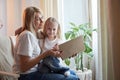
[13, 6, 79, 80]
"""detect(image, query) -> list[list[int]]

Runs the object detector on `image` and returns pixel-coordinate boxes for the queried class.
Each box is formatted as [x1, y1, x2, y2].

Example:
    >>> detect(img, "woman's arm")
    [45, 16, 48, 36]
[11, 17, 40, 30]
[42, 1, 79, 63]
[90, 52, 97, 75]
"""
[19, 50, 48, 72]
[19, 49, 61, 72]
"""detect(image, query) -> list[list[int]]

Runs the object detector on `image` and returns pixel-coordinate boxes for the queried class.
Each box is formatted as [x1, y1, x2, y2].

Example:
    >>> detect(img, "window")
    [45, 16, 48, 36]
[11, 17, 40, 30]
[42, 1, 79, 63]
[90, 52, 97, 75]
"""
[63, 0, 89, 33]
[58, 0, 98, 80]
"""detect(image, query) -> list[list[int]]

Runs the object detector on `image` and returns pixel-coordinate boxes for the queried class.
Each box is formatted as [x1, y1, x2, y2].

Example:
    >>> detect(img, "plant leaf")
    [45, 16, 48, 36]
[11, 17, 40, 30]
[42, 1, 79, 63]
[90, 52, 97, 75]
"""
[64, 58, 70, 66]
[84, 43, 92, 53]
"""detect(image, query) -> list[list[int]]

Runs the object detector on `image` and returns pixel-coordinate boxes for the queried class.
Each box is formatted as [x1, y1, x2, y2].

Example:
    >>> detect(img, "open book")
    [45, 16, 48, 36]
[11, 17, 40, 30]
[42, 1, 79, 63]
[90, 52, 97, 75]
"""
[59, 36, 85, 60]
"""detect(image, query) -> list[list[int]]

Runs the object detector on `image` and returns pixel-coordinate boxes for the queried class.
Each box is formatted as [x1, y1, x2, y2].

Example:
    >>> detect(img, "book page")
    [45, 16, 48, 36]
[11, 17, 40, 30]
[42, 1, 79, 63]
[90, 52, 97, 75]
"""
[59, 36, 85, 60]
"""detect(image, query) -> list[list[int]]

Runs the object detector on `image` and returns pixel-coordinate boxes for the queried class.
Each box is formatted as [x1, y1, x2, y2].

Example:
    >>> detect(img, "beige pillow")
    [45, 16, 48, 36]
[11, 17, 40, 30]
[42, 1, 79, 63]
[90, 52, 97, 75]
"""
[0, 35, 14, 80]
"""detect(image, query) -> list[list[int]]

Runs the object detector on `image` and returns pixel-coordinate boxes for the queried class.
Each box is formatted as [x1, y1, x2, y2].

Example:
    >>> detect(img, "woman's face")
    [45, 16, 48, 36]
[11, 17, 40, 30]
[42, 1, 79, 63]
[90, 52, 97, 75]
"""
[46, 22, 58, 40]
[34, 12, 44, 31]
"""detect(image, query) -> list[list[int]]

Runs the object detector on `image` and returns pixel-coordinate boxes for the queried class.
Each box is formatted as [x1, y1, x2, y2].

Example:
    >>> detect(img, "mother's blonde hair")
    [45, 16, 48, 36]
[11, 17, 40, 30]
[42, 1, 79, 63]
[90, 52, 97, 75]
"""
[22, 6, 43, 35]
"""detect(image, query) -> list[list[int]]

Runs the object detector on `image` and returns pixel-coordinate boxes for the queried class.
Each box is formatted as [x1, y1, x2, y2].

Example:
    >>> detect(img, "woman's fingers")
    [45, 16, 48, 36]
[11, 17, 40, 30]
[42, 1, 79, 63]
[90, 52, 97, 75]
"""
[54, 51, 62, 57]
[50, 50, 62, 57]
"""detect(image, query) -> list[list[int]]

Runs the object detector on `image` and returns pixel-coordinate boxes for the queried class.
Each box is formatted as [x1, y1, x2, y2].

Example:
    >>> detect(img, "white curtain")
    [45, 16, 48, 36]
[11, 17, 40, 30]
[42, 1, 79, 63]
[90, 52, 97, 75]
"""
[0, 0, 41, 36]
[0, 0, 60, 36]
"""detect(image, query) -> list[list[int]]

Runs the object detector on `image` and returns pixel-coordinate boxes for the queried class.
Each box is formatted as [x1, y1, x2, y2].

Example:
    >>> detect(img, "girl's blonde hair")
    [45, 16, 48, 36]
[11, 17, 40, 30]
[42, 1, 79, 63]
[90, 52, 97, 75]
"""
[43, 17, 61, 39]
[22, 6, 43, 35]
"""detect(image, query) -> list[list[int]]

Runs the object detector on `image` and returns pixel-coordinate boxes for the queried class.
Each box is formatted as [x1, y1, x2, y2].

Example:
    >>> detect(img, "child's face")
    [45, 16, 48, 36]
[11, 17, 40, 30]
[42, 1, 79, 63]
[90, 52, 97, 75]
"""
[46, 22, 58, 39]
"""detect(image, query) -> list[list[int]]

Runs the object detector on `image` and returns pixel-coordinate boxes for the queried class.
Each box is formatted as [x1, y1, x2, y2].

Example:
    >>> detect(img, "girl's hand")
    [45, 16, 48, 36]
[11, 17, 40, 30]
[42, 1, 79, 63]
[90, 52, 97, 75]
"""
[46, 49, 62, 57]
[69, 53, 78, 58]
[52, 44, 59, 51]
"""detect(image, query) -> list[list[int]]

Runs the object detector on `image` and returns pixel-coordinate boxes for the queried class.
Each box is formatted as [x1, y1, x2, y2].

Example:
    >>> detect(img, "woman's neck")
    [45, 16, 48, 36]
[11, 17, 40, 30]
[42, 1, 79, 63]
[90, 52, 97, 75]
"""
[31, 29, 37, 38]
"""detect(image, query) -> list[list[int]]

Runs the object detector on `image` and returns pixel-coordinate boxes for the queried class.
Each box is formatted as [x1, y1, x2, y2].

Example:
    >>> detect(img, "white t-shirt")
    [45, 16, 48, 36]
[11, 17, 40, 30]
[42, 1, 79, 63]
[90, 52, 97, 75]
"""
[39, 37, 66, 66]
[13, 30, 40, 74]
[40, 37, 62, 52]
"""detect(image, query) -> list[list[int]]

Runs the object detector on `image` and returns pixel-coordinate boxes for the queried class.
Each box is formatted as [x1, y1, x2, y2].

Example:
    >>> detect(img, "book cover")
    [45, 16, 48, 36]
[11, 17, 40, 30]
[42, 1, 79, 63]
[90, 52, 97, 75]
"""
[59, 36, 85, 60]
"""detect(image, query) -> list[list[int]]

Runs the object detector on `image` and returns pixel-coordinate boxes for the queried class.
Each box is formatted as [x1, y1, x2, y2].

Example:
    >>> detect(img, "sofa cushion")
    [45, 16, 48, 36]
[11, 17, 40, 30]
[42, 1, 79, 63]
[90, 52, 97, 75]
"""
[0, 34, 14, 80]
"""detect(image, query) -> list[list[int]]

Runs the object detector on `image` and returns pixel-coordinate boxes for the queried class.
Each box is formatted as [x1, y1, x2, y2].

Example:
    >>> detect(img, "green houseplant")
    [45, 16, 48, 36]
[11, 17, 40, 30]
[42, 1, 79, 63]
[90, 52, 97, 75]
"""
[64, 22, 96, 71]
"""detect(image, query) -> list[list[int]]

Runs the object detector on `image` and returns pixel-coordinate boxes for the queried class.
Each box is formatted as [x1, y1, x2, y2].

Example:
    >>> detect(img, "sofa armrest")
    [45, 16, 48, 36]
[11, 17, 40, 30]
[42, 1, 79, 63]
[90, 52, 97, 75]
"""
[0, 71, 19, 78]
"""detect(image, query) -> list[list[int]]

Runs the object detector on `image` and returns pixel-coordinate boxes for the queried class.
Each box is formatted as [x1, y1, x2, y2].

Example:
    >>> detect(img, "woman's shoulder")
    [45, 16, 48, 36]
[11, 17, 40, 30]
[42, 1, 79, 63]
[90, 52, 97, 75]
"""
[20, 30, 32, 36]
[20, 30, 34, 37]
[18, 30, 35, 40]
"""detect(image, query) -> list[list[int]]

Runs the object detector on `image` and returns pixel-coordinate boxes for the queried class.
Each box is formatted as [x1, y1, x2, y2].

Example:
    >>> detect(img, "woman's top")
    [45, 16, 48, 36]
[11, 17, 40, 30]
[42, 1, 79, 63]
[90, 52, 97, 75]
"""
[13, 30, 41, 74]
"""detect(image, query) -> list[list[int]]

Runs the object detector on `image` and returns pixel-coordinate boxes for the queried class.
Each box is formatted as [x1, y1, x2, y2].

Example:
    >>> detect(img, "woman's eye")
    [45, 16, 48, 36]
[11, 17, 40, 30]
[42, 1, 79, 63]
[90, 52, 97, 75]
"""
[35, 17, 40, 21]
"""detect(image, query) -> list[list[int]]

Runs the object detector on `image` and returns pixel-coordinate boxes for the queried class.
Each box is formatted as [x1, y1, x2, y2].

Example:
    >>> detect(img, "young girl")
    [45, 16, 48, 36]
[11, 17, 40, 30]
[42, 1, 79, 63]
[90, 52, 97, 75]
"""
[38, 17, 77, 77]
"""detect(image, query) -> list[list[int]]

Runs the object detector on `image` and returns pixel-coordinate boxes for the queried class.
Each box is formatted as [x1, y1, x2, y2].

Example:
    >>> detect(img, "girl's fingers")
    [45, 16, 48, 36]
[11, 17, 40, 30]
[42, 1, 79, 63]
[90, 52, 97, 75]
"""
[53, 44, 59, 51]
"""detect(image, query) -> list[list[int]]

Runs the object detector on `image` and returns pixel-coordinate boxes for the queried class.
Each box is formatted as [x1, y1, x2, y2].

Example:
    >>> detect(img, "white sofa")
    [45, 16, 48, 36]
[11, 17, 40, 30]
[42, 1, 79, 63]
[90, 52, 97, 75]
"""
[0, 34, 19, 80]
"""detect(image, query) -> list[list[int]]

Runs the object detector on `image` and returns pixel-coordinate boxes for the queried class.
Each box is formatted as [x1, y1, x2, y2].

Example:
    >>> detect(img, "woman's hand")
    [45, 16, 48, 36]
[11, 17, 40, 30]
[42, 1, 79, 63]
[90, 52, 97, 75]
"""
[45, 49, 61, 57]
[43, 44, 62, 58]
[48, 49, 62, 57]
